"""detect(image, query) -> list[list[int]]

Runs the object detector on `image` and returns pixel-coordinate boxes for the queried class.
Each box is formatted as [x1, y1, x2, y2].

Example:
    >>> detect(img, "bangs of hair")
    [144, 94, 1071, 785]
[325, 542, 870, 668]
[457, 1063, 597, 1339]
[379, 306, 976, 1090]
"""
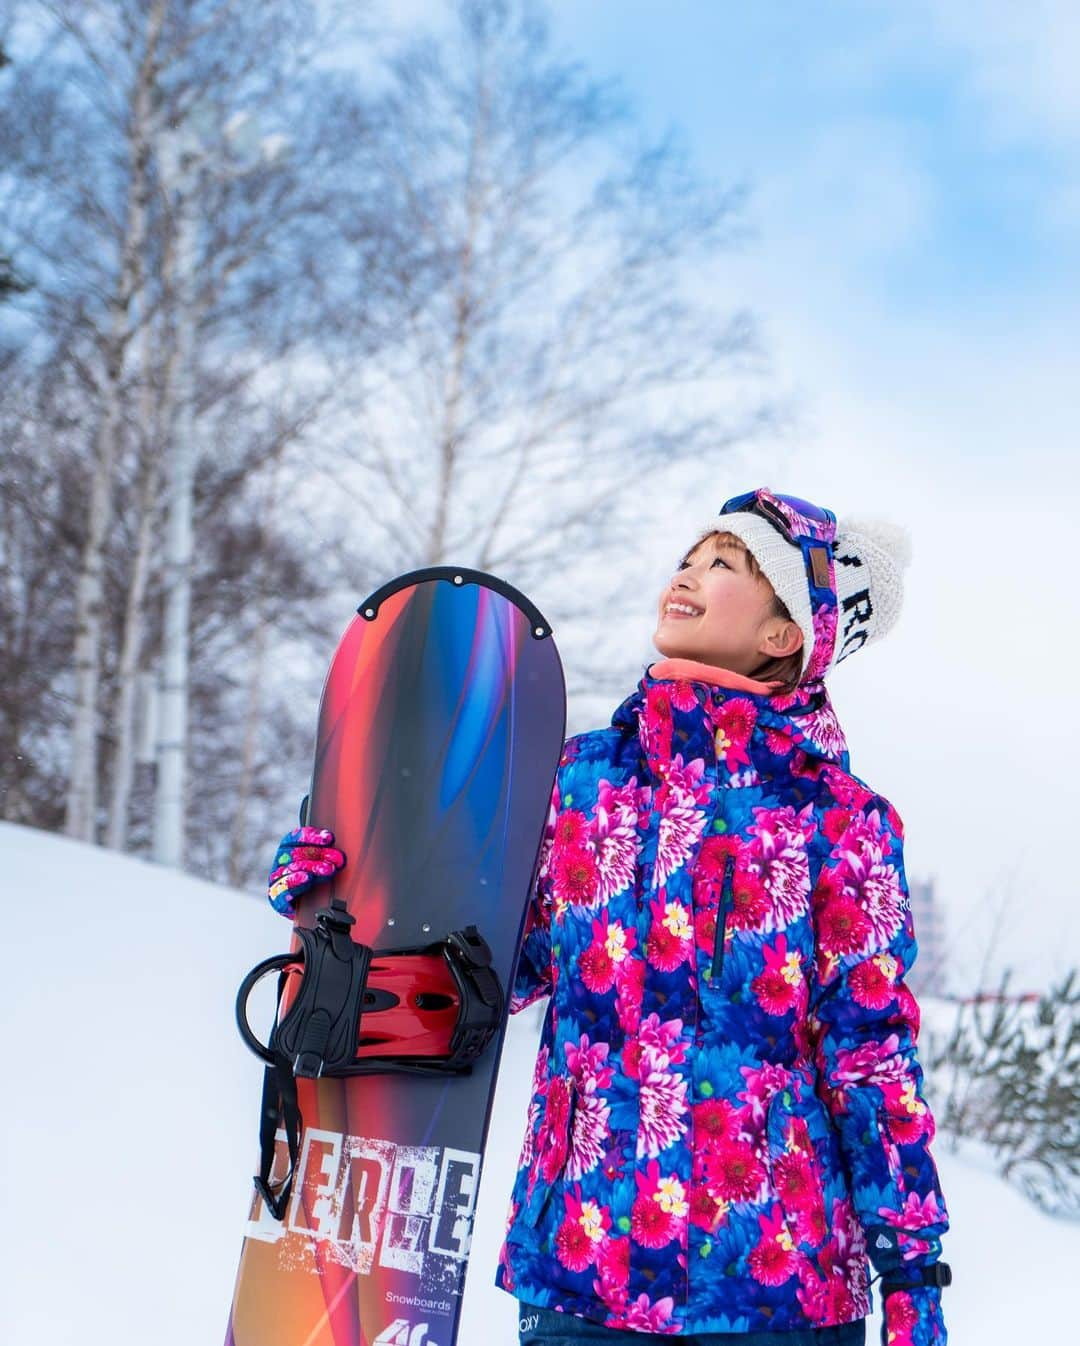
[684, 528, 764, 581]
[679, 527, 806, 695]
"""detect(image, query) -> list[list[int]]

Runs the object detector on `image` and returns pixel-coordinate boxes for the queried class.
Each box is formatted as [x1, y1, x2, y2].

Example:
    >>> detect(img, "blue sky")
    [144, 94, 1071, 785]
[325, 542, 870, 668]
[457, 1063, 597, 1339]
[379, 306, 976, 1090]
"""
[552, 3, 1080, 990]
[551, 1, 1080, 311]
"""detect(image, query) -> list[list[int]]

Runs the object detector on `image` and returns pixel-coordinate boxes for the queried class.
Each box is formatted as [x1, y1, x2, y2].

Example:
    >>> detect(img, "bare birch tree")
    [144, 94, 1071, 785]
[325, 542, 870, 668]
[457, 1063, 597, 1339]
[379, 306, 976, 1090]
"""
[1, 0, 403, 862]
[1, 0, 789, 887]
[334, 0, 783, 712]
[55, 0, 167, 841]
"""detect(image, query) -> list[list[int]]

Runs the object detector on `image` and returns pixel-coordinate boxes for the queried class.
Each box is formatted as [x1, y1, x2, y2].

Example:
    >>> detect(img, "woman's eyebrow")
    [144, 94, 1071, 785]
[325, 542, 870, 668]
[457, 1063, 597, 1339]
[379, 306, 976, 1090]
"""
[681, 542, 742, 568]
[711, 541, 744, 567]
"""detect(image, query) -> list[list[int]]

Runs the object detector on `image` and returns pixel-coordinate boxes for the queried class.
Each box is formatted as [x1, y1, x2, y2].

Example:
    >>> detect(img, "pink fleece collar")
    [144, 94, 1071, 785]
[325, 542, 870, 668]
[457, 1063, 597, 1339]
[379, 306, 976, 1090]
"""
[647, 657, 786, 695]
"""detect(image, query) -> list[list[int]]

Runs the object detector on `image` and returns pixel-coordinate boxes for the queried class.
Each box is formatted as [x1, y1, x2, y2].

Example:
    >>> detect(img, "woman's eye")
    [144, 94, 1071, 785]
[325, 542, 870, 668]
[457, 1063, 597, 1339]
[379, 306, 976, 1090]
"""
[676, 557, 726, 570]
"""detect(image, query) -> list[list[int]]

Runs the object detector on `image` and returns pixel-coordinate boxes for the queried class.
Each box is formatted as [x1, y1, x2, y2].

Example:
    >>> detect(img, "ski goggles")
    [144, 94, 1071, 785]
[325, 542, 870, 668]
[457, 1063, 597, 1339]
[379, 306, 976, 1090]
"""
[718, 487, 837, 590]
[718, 487, 839, 680]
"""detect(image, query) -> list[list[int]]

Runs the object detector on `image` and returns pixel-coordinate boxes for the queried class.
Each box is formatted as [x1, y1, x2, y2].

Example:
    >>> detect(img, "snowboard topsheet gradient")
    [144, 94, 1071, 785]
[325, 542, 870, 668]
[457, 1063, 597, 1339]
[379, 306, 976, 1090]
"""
[225, 567, 566, 1346]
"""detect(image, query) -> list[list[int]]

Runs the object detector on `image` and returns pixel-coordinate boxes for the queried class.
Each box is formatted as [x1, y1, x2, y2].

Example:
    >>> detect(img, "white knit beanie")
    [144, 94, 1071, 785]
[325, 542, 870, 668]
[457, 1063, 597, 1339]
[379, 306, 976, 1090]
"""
[713, 510, 913, 679]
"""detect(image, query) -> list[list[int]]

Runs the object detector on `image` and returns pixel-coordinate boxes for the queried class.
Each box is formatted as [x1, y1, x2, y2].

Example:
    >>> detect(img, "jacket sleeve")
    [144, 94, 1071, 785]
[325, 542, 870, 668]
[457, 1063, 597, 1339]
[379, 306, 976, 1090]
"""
[508, 770, 561, 1016]
[806, 791, 950, 1280]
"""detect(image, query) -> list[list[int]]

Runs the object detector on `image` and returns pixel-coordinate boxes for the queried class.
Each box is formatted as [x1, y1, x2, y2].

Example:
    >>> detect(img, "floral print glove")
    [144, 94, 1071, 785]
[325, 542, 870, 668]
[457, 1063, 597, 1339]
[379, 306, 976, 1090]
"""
[881, 1282, 946, 1346]
[267, 824, 345, 917]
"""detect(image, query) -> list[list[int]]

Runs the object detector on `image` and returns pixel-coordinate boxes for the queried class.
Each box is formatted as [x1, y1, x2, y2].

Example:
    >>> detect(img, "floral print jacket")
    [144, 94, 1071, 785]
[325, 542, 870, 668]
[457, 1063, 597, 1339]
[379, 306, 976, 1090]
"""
[494, 656, 950, 1338]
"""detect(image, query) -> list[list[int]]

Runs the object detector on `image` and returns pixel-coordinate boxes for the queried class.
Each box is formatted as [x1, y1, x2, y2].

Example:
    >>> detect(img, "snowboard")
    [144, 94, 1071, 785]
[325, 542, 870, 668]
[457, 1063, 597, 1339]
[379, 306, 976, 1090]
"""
[225, 566, 566, 1346]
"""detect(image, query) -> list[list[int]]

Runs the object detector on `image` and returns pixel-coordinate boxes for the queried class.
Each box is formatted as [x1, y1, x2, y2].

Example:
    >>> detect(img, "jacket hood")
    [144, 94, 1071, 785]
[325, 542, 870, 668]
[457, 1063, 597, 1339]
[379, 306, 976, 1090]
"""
[610, 655, 850, 781]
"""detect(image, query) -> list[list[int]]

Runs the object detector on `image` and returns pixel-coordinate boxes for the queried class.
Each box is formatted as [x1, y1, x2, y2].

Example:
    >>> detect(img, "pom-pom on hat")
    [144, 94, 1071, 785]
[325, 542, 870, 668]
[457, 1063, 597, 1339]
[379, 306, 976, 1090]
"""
[713, 496, 913, 681]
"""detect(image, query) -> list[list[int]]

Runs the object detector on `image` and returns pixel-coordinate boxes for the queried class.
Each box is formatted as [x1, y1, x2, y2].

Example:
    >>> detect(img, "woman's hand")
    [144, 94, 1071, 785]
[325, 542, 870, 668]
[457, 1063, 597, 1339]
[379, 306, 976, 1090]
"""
[881, 1284, 946, 1346]
[267, 825, 346, 917]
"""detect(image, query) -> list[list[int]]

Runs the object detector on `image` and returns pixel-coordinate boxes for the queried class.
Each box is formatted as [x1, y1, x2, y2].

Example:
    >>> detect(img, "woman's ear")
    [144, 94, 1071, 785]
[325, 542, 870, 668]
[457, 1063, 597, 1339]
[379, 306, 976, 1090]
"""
[761, 618, 803, 659]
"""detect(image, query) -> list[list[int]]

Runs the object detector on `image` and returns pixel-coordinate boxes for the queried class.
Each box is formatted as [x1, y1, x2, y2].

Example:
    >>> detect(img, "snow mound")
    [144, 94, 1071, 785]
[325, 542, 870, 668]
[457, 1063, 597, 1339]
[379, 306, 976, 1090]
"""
[1, 822, 1073, 1344]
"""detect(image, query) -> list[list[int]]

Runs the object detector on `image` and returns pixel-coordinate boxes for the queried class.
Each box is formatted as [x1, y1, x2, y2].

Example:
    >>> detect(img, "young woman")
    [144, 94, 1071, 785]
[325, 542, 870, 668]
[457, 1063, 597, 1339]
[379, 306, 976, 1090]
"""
[268, 488, 952, 1346]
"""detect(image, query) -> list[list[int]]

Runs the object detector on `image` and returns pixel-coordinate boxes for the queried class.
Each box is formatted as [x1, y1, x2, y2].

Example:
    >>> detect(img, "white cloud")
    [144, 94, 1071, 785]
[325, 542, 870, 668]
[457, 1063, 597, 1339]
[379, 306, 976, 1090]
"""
[910, 0, 1080, 145]
[748, 116, 936, 264]
[885, 1, 1080, 238]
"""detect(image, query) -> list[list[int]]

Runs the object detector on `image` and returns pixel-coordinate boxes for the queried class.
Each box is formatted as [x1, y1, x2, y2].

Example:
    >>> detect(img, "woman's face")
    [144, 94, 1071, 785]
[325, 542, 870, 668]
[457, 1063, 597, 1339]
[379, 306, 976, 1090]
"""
[652, 531, 802, 675]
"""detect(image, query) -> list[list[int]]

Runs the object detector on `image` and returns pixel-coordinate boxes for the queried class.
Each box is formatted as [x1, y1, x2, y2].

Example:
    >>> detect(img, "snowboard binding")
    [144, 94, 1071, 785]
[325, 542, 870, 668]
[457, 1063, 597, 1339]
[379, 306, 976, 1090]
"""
[236, 896, 505, 1220]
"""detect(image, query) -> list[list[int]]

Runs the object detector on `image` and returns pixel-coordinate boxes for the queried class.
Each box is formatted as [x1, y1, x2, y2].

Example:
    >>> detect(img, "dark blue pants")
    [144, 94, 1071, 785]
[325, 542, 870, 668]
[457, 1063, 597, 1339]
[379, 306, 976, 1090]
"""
[517, 1300, 867, 1346]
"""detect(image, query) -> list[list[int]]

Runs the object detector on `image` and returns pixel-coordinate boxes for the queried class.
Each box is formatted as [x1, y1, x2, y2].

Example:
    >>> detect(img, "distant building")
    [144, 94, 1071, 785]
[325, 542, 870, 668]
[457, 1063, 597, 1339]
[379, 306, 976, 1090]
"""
[906, 874, 949, 998]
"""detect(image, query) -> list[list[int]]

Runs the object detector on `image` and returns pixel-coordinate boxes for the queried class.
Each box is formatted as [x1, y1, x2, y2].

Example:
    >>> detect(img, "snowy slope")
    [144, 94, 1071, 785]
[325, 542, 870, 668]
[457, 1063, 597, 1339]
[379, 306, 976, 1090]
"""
[1, 822, 1071, 1344]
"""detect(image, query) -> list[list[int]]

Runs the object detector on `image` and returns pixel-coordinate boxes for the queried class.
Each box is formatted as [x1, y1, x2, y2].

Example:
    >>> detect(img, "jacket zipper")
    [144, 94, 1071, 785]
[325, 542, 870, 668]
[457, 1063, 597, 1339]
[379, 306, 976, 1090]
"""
[711, 853, 731, 982]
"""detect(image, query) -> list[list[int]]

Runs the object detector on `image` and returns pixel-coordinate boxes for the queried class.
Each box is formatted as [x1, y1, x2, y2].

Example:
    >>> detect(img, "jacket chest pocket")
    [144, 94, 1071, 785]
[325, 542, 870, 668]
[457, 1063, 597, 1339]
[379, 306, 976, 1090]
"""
[703, 852, 733, 989]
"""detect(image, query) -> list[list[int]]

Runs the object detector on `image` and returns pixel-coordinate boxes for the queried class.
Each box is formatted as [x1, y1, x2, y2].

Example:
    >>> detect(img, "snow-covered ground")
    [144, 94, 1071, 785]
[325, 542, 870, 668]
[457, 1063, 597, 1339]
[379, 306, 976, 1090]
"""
[2, 821, 1071, 1344]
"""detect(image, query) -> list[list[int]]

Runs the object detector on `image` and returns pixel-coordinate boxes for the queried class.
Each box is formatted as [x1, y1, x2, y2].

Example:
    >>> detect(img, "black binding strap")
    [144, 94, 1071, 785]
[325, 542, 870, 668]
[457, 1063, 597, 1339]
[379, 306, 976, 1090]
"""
[443, 925, 504, 1066]
[275, 899, 373, 1077]
[248, 899, 372, 1219]
[253, 975, 303, 1221]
